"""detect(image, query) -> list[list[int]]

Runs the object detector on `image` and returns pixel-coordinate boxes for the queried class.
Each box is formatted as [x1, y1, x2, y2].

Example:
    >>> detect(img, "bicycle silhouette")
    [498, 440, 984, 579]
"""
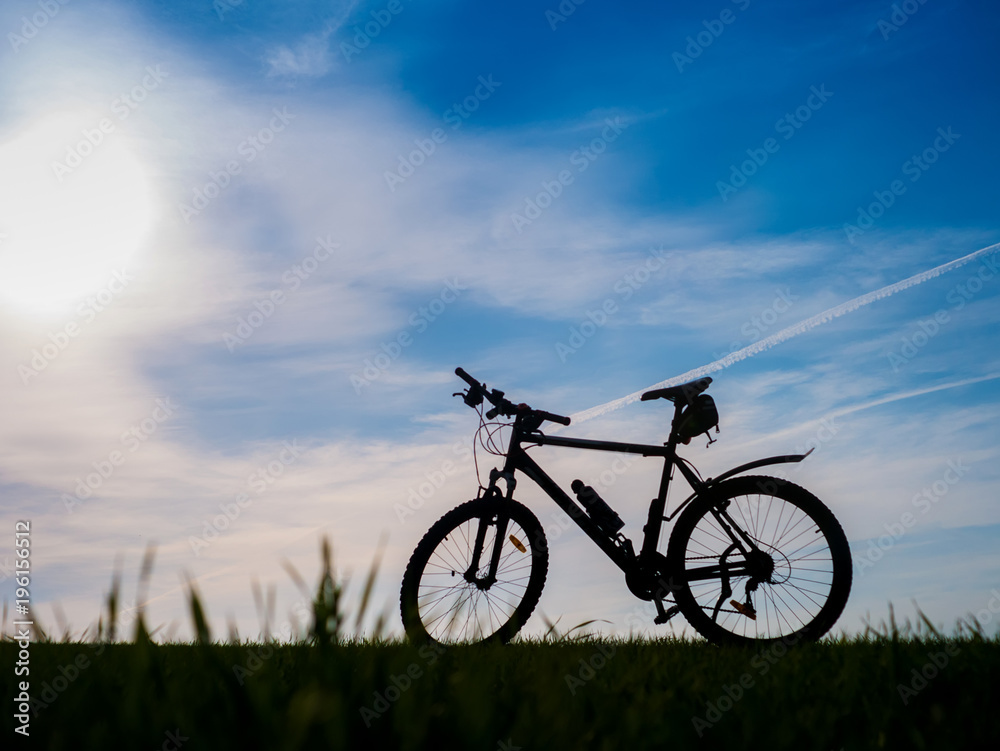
[400, 368, 852, 646]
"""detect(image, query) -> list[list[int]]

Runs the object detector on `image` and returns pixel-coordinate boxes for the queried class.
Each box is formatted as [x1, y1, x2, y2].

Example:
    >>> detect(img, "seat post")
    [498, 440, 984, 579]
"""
[638, 402, 683, 563]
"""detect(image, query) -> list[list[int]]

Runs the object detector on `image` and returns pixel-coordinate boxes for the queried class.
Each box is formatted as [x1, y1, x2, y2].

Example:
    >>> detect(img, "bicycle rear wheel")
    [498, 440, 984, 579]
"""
[400, 497, 548, 645]
[666, 475, 851, 646]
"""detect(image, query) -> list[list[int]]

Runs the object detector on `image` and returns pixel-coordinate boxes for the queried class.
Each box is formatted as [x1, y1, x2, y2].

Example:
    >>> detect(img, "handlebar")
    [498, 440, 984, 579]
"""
[533, 409, 571, 427]
[534, 409, 570, 425]
[454, 366, 478, 388]
[454, 367, 571, 427]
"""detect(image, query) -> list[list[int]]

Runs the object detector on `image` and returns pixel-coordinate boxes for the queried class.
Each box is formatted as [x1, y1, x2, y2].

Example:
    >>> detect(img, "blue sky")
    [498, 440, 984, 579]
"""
[1, 0, 998, 641]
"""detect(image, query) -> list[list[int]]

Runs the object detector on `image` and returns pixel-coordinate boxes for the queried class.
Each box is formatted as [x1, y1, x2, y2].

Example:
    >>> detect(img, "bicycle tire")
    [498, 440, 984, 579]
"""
[666, 475, 851, 646]
[400, 497, 548, 645]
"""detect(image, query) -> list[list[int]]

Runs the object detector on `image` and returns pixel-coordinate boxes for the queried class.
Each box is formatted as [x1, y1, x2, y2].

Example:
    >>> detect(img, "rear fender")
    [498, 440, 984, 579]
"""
[706, 448, 814, 488]
[669, 449, 814, 519]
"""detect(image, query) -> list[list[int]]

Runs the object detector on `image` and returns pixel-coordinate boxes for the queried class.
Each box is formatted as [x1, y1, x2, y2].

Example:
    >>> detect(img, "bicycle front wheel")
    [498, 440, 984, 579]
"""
[400, 497, 548, 645]
[666, 475, 851, 646]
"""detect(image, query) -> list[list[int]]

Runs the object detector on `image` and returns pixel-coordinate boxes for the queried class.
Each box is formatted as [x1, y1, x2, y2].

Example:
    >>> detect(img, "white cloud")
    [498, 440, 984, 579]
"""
[264, 1, 360, 78]
[1, 6, 997, 643]
[265, 32, 336, 78]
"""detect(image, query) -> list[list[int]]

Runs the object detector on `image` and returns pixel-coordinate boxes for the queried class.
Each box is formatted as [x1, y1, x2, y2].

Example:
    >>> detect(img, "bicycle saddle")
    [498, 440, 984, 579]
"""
[640, 377, 712, 403]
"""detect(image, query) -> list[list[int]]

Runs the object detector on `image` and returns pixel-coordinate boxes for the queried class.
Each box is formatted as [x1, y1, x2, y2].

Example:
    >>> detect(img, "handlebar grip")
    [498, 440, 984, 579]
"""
[538, 410, 571, 426]
[455, 367, 478, 387]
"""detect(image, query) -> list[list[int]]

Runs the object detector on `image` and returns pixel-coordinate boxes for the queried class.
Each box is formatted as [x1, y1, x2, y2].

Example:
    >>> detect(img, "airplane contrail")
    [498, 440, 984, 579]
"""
[571, 240, 1000, 423]
[735, 371, 1000, 451]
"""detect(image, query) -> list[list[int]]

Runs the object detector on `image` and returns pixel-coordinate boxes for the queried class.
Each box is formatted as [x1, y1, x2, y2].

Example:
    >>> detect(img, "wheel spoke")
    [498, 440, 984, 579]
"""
[669, 477, 851, 645]
[402, 500, 548, 645]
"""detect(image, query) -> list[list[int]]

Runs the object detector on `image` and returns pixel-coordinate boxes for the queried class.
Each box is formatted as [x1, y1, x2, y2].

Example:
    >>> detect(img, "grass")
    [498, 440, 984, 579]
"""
[3, 540, 999, 750]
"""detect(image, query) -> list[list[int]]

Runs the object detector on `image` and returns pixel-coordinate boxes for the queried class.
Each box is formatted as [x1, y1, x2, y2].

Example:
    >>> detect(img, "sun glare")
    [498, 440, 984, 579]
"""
[0, 112, 156, 317]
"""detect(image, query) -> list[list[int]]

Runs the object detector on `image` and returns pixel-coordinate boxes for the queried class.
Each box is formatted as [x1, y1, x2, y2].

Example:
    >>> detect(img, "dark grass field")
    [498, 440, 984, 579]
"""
[5, 543, 998, 750]
[4, 634, 999, 750]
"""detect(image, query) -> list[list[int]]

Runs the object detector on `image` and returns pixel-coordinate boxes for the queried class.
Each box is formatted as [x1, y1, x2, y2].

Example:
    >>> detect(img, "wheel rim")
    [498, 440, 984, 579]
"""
[414, 514, 538, 643]
[681, 491, 841, 641]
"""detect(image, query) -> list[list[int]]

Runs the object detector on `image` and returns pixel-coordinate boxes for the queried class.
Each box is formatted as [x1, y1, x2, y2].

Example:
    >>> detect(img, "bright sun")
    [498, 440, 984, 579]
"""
[0, 111, 156, 317]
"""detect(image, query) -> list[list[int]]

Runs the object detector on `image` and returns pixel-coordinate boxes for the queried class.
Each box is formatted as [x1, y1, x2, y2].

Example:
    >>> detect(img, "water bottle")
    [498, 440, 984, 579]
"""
[571, 479, 625, 535]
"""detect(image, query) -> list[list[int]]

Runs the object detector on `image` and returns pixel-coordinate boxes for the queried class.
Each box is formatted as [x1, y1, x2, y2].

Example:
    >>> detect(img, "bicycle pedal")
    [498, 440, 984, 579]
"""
[654, 605, 680, 625]
[730, 600, 757, 620]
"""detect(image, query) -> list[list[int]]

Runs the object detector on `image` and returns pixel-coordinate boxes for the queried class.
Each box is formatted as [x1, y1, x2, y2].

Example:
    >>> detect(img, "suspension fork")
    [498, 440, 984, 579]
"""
[465, 467, 517, 587]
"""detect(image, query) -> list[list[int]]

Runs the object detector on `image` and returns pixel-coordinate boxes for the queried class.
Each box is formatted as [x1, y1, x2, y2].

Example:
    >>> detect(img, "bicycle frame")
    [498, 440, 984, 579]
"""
[481, 404, 813, 605]
[401, 369, 850, 645]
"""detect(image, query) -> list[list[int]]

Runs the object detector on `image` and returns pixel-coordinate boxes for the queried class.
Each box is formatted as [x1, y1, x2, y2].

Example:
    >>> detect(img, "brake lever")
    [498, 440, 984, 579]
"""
[486, 400, 529, 422]
[455, 388, 483, 408]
